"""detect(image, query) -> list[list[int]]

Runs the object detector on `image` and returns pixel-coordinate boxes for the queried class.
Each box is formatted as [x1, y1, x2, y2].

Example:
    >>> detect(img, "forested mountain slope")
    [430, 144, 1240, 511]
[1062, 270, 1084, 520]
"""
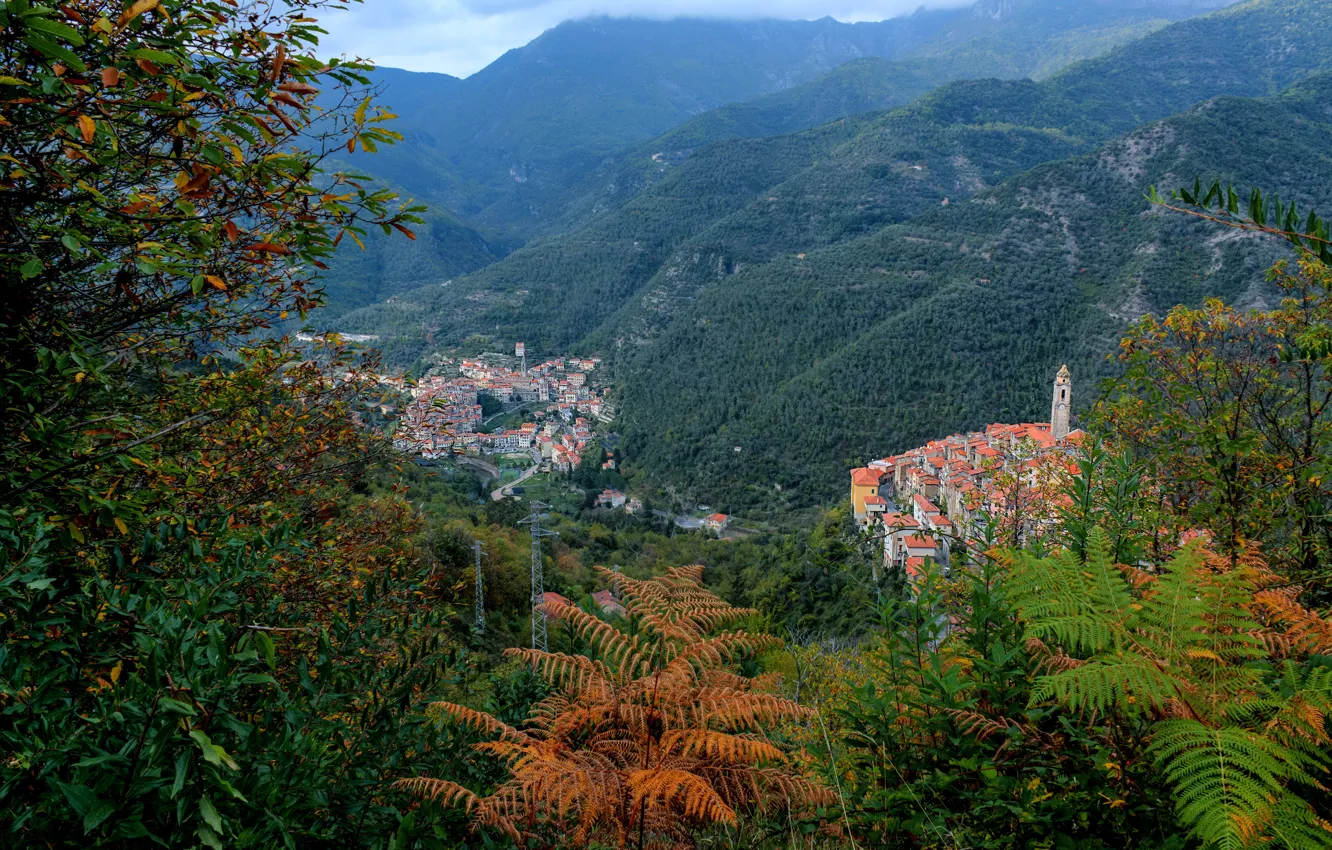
[337, 0, 1332, 353]
[621, 75, 1332, 511]
[312, 0, 1231, 315]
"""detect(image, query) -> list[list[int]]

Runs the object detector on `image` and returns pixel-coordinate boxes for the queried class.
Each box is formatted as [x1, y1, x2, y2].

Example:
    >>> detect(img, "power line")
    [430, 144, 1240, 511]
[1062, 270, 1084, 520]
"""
[518, 500, 558, 651]
[473, 540, 486, 633]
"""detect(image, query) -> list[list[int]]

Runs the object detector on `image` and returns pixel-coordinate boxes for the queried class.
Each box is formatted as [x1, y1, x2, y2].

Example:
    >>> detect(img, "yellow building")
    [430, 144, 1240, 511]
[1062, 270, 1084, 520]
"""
[850, 467, 883, 522]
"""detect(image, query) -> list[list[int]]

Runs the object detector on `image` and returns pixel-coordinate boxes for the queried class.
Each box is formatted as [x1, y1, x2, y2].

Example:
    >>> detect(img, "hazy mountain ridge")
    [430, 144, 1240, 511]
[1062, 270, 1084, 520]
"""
[337, 0, 1330, 354]
[384, 0, 1230, 225]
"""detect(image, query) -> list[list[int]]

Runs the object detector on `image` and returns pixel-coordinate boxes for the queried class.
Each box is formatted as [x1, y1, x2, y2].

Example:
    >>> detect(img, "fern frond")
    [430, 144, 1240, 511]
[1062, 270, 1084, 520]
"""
[1254, 587, 1332, 654]
[1032, 656, 1182, 715]
[532, 599, 649, 677]
[661, 564, 706, 585]
[1006, 532, 1134, 655]
[627, 768, 737, 826]
[943, 708, 1017, 741]
[391, 777, 479, 812]
[690, 689, 814, 730]
[1024, 636, 1085, 674]
[426, 701, 524, 740]
[1151, 719, 1321, 850]
[662, 632, 781, 685]
[660, 730, 785, 765]
[504, 649, 614, 699]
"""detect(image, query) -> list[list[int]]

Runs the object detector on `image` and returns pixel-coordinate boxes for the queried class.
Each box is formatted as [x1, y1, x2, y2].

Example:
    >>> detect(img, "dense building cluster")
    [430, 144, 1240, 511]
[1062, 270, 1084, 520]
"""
[850, 368, 1082, 581]
[387, 353, 612, 461]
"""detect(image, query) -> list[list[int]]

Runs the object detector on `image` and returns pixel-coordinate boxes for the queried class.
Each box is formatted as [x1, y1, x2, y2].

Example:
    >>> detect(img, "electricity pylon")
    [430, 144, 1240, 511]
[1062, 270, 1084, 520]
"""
[519, 500, 558, 651]
[473, 540, 486, 633]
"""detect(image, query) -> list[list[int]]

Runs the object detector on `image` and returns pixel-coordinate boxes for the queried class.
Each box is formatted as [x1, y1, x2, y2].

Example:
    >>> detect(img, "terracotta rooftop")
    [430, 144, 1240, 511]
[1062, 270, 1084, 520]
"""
[851, 467, 883, 487]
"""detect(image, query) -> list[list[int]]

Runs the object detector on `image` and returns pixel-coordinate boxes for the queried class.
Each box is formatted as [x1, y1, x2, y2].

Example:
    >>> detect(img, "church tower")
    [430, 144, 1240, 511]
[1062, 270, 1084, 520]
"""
[1051, 364, 1071, 441]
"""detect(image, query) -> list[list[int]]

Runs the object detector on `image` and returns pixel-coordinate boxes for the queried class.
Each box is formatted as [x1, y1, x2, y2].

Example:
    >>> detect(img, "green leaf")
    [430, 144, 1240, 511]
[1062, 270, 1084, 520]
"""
[171, 752, 189, 799]
[189, 730, 239, 770]
[128, 48, 183, 66]
[254, 630, 276, 668]
[23, 16, 85, 46]
[57, 782, 99, 816]
[197, 825, 224, 850]
[20, 258, 43, 279]
[22, 32, 86, 72]
[83, 801, 116, 833]
[199, 797, 222, 832]
[159, 697, 196, 715]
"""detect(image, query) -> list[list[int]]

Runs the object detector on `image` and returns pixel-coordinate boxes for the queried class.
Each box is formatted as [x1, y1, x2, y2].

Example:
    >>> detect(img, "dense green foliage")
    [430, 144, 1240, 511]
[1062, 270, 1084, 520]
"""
[6, 2, 1332, 848]
[0, 2, 479, 845]
[839, 559, 1187, 848]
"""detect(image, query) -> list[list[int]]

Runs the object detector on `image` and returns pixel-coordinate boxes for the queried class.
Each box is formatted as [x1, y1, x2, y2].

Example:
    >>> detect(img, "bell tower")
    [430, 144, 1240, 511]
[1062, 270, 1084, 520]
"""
[1051, 364, 1071, 441]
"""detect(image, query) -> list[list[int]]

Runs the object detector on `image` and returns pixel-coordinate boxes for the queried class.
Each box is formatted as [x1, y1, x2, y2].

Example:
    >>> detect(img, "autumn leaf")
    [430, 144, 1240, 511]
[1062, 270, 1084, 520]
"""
[391, 223, 416, 240]
[101, 67, 120, 87]
[77, 115, 96, 144]
[278, 81, 319, 95]
[205, 275, 227, 291]
[270, 44, 287, 81]
[116, 0, 159, 30]
[244, 242, 293, 255]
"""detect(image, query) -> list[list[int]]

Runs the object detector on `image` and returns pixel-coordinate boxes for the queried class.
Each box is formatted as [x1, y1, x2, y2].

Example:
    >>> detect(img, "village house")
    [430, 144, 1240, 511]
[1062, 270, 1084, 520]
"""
[701, 513, 730, 535]
[854, 367, 1085, 585]
[591, 589, 627, 617]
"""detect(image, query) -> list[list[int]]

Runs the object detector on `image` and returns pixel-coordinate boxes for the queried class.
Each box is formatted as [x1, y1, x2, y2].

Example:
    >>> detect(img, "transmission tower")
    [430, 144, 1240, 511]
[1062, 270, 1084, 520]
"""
[473, 540, 486, 633]
[519, 500, 558, 651]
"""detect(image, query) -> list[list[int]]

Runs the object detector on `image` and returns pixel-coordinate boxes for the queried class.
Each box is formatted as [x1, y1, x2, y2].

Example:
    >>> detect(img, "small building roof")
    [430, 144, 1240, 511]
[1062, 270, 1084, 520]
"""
[851, 467, 883, 487]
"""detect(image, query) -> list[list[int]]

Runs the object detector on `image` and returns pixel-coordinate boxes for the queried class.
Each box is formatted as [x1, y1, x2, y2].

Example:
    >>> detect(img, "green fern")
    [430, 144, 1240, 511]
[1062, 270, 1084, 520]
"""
[1004, 528, 1332, 849]
[1151, 721, 1324, 850]
[1006, 531, 1134, 655]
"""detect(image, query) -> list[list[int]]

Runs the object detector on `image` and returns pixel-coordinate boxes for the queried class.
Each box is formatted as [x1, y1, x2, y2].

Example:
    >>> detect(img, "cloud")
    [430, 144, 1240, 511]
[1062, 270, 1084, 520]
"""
[317, 0, 969, 77]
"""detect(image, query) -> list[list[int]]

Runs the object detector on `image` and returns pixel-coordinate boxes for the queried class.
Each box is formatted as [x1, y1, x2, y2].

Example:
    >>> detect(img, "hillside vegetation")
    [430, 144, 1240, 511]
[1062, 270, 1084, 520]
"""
[337, 0, 1332, 508]
[7, 2, 1332, 849]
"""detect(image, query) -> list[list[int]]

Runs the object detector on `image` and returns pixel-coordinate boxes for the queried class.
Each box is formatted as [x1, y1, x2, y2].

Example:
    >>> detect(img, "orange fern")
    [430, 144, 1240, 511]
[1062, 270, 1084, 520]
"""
[395, 564, 830, 849]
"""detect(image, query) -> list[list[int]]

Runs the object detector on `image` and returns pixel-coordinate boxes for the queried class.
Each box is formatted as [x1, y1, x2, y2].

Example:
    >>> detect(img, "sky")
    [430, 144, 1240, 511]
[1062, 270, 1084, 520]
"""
[317, 0, 972, 77]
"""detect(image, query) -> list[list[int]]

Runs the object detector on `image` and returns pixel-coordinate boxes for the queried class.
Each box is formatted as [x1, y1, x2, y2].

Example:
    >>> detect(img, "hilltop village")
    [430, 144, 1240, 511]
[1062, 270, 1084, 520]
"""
[851, 367, 1082, 581]
[383, 350, 612, 470]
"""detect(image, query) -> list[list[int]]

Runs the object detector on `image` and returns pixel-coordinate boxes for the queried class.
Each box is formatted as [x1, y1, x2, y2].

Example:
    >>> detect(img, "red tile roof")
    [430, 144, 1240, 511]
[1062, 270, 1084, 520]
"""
[851, 467, 883, 486]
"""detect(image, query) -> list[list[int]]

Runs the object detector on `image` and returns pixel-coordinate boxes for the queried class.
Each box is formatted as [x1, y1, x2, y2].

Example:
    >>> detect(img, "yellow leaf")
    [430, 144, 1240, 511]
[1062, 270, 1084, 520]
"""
[78, 114, 96, 144]
[110, 662, 122, 683]
[116, 0, 159, 29]
[353, 96, 369, 126]
[205, 275, 227, 291]
[114, 517, 129, 535]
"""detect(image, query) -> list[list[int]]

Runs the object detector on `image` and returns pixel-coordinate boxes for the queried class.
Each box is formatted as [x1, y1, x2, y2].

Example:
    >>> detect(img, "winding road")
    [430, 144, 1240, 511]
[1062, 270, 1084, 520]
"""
[490, 450, 545, 501]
